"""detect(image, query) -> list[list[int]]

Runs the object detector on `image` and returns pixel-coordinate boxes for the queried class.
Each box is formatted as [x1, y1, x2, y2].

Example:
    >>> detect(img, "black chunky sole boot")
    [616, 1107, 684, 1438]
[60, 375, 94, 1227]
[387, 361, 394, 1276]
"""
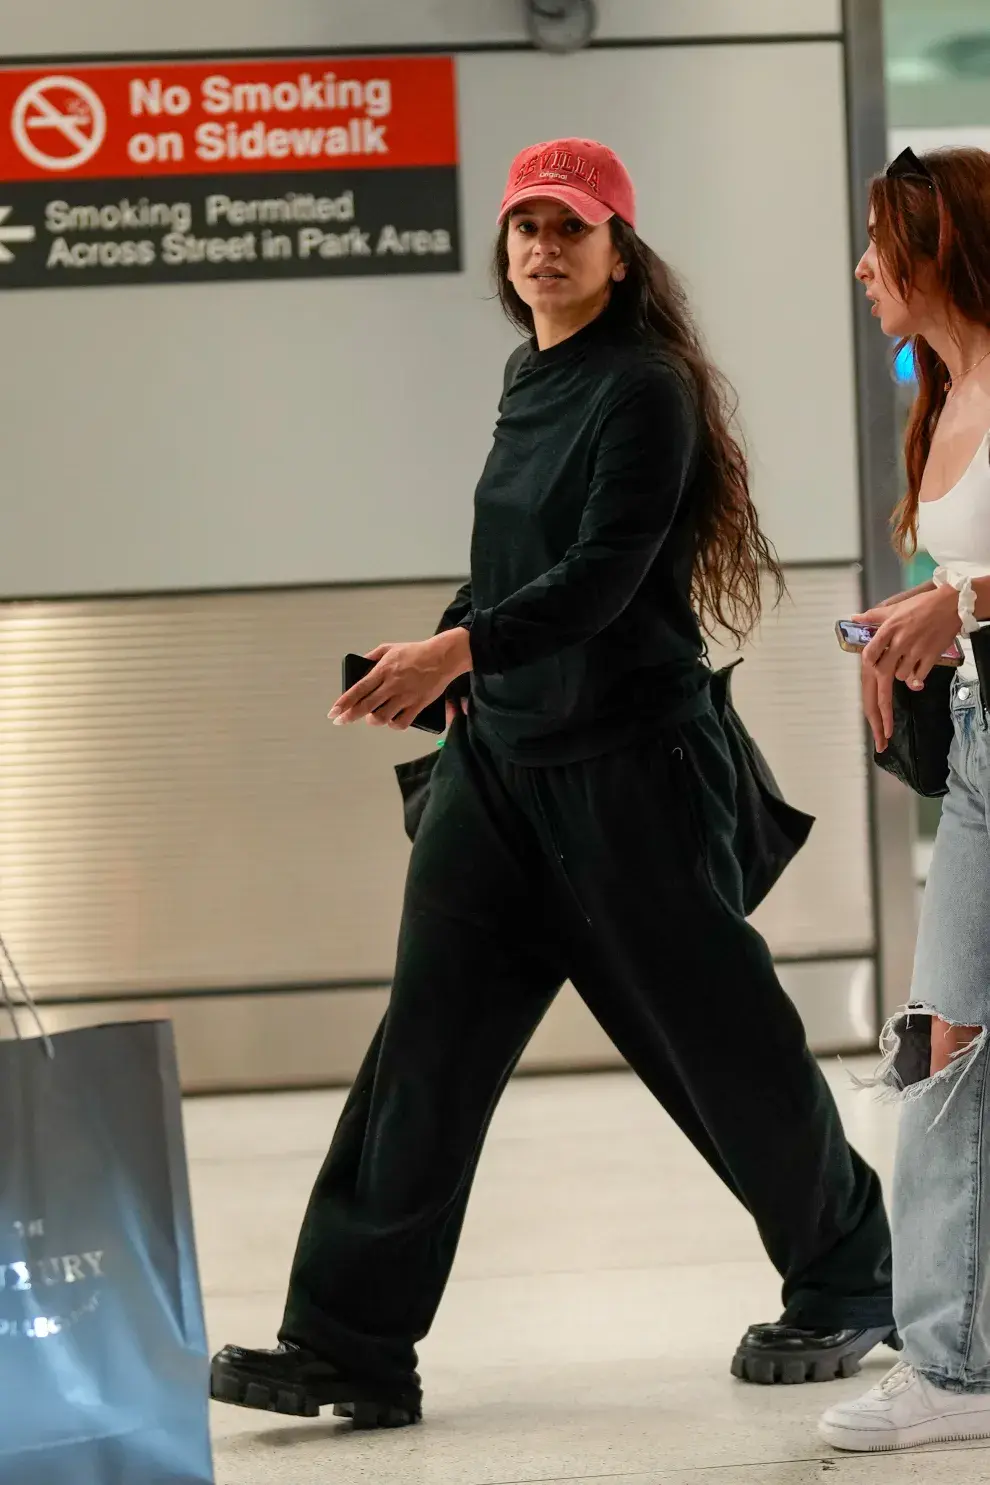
[731, 1324, 903, 1385]
[210, 1342, 422, 1429]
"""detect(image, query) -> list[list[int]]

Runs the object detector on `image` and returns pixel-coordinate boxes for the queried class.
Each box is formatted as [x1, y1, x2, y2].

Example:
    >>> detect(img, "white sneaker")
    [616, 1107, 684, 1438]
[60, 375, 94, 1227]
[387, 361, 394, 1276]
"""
[819, 1361, 990, 1452]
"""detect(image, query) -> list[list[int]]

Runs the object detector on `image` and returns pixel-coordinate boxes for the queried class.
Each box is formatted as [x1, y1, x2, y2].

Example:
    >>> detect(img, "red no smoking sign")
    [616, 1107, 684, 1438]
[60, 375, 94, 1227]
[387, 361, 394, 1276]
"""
[11, 76, 108, 173]
[0, 54, 460, 289]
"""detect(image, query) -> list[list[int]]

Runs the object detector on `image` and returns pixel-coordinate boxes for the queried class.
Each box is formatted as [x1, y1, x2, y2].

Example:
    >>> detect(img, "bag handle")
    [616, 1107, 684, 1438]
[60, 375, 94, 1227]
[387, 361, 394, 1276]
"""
[0, 930, 54, 1058]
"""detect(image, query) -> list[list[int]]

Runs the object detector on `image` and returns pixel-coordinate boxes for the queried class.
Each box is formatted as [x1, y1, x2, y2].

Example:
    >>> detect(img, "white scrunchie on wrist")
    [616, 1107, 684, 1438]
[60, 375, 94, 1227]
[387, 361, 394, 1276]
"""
[933, 566, 980, 635]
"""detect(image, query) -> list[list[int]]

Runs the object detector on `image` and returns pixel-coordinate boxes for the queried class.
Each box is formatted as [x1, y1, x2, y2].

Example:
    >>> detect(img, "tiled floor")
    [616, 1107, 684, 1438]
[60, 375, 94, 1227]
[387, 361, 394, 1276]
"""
[186, 1059, 990, 1485]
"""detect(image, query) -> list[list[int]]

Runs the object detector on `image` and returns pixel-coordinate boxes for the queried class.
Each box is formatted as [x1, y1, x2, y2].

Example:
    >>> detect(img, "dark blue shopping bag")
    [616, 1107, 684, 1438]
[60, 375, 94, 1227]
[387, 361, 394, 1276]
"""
[0, 943, 213, 1484]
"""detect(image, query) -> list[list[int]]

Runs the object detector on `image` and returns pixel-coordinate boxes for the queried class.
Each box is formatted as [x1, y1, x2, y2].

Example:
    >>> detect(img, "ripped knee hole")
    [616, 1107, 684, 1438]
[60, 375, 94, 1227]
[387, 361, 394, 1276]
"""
[849, 1009, 988, 1126]
[887, 1009, 986, 1092]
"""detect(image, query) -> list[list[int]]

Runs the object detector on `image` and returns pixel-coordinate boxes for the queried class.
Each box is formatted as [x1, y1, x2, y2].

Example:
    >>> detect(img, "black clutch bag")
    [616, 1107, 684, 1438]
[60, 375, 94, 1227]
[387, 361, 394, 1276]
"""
[709, 661, 816, 915]
[872, 667, 953, 798]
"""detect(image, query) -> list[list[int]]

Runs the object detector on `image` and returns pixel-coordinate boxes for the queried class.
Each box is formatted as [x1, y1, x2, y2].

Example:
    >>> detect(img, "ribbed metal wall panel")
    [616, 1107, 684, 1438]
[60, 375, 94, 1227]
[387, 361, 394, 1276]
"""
[0, 584, 444, 996]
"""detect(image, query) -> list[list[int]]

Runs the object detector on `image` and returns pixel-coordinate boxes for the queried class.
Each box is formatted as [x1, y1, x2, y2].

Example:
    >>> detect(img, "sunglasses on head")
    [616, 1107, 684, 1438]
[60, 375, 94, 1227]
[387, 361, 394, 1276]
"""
[885, 147, 935, 187]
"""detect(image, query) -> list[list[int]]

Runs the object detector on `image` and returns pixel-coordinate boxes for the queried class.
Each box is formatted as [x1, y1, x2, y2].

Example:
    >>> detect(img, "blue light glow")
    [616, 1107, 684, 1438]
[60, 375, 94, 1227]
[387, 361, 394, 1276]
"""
[893, 341, 917, 384]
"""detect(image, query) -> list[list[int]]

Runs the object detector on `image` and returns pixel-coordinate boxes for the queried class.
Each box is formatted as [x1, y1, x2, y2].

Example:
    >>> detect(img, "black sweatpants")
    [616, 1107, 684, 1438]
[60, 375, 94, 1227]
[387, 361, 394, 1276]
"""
[280, 706, 893, 1382]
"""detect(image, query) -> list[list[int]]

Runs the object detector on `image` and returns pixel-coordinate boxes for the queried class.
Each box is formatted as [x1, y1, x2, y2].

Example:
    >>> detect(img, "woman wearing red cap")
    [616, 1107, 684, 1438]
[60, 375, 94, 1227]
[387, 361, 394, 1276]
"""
[211, 138, 894, 1427]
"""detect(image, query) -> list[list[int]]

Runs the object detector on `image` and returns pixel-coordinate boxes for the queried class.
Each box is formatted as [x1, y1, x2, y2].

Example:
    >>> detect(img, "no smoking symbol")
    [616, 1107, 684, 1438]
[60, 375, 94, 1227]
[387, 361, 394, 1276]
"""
[12, 76, 107, 172]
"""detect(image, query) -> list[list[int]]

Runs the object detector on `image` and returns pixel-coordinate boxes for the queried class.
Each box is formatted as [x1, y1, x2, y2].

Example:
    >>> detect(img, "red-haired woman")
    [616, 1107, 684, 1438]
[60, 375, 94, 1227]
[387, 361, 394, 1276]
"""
[211, 139, 894, 1429]
[821, 147, 990, 1453]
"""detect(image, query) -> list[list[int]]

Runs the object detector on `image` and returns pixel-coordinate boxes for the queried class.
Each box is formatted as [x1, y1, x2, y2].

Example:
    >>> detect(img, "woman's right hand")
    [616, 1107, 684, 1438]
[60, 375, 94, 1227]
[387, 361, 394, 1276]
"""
[857, 581, 936, 749]
[862, 655, 894, 753]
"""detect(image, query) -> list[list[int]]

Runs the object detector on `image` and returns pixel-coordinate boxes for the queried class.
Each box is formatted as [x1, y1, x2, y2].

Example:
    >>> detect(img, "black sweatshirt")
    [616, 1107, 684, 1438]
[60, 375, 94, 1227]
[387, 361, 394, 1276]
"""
[438, 302, 711, 765]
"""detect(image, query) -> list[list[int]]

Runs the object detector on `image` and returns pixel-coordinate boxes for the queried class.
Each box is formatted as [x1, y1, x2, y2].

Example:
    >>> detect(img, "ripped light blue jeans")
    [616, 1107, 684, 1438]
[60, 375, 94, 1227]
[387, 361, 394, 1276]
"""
[880, 676, 990, 1392]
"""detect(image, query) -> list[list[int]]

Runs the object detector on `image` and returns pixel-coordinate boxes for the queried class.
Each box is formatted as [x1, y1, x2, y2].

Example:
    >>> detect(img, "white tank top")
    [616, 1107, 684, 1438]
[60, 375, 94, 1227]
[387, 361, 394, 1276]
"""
[916, 429, 990, 678]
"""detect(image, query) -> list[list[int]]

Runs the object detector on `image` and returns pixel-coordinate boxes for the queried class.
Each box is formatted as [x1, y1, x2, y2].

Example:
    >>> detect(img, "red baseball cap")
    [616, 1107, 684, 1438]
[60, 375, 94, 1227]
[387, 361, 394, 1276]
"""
[497, 138, 636, 229]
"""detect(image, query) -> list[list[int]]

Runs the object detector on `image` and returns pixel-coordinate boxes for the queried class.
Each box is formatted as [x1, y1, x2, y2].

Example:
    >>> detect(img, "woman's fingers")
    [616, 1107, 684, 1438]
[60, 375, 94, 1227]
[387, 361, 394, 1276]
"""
[368, 693, 407, 726]
[334, 687, 387, 723]
[899, 660, 926, 688]
[330, 666, 386, 721]
[861, 623, 893, 670]
[388, 708, 417, 731]
[328, 644, 400, 722]
[876, 669, 894, 742]
[864, 699, 886, 753]
[905, 657, 930, 692]
[893, 642, 934, 684]
[862, 660, 890, 752]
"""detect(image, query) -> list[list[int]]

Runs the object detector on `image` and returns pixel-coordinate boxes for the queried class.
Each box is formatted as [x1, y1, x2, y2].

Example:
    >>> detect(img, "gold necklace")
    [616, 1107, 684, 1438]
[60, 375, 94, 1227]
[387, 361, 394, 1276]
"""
[947, 345, 990, 391]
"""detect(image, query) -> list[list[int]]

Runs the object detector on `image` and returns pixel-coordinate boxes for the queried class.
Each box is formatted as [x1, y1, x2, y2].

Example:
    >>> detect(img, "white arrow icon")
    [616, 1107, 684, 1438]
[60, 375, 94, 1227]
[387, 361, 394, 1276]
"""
[0, 206, 36, 263]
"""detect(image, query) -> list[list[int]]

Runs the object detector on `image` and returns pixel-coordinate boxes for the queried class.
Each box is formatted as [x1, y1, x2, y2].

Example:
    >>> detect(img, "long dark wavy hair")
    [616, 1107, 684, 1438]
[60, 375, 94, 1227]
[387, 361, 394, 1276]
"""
[868, 147, 990, 555]
[493, 217, 784, 644]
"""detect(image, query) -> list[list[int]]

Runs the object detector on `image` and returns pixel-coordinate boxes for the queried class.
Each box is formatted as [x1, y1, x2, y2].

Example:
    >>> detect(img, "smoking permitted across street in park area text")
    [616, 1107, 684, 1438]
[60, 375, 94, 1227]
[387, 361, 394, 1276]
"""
[0, 55, 461, 288]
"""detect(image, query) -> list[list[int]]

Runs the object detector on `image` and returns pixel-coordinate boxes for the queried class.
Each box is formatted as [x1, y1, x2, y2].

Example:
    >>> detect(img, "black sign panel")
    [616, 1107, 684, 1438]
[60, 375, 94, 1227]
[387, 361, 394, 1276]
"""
[0, 167, 460, 289]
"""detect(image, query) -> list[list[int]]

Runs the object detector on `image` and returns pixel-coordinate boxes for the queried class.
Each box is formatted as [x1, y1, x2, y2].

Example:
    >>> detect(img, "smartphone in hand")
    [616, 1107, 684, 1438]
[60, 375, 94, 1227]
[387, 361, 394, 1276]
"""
[341, 654, 447, 734]
[835, 620, 964, 667]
